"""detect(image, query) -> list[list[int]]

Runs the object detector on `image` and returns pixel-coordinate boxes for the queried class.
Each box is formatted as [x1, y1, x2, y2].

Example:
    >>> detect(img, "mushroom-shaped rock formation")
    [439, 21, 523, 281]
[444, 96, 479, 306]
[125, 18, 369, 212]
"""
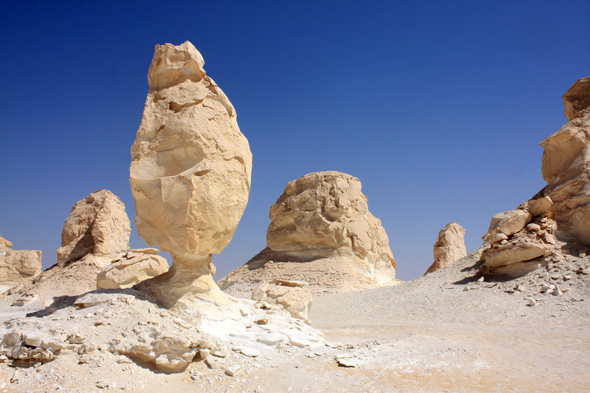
[130, 41, 252, 314]
[480, 76, 590, 277]
[56, 190, 131, 266]
[218, 171, 399, 295]
[425, 222, 466, 275]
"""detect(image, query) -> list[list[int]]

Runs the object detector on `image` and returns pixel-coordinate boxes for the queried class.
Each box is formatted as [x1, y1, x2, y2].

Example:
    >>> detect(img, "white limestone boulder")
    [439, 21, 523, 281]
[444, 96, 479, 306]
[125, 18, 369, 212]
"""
[56, 190, 131, 266]
[97, 249, 169, 289]
[425, 222, 466, 274]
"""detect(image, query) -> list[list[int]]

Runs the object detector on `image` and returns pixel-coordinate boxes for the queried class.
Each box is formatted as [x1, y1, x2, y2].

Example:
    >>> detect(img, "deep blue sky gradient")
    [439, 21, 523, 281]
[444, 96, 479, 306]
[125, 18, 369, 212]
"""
[1, 1, 589, 281]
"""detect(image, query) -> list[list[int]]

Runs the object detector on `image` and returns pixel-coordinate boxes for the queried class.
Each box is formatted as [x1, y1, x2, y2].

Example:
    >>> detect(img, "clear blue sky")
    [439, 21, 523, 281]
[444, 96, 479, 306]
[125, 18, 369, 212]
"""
[1, 1, 589, 281]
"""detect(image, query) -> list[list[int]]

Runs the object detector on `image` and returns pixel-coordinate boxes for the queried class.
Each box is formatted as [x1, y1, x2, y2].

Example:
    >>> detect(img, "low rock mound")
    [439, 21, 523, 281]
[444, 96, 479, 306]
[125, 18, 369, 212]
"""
[219, 171, 400, 295]
[97, 249, 169, 289]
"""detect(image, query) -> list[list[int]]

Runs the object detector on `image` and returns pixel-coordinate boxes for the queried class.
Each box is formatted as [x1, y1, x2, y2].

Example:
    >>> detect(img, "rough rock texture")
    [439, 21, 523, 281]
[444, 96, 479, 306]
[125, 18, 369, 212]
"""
[480, 77, 590, 277]
[129, 41, 252, 314]
[219, 172, 399, 295]
[563, 76, 590, 121]
[97, 249, 169, 289]
[0, 236, 42, 292]
[56, 190, 131, 266]
[539, 78, 590, 247]
[425, 222, 466, 275]
[252, 280, 313, 322]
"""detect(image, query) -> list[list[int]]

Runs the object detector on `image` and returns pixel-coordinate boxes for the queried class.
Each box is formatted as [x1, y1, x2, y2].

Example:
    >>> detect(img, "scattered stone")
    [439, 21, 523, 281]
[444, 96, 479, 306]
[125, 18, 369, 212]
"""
[225, 365, 241, 377]
[239, 347, 260, 357]
[336, 356, 360, 368]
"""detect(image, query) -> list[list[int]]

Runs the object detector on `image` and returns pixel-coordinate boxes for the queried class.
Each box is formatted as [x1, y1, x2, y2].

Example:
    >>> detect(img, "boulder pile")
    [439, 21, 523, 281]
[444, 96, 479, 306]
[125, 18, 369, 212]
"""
[480, 76, 590, 277]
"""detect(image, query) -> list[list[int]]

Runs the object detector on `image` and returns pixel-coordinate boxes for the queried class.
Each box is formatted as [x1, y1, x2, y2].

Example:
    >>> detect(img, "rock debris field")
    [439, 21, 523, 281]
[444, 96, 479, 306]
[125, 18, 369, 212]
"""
[0, 43, 589, 392]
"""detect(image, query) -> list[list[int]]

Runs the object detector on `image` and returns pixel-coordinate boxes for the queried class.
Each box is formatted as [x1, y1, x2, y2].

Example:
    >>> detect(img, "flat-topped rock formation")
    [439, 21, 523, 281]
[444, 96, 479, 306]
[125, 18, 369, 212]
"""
[219, 171, 400, 295]
[0, 235, 41, 292]
[425, 222, 466, 275]
[480, 76, 590, 277]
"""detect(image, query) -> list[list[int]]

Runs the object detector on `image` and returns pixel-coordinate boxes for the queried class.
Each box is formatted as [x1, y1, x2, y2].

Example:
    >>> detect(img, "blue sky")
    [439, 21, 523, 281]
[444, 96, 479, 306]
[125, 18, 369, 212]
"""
[1, 1, 589, 281]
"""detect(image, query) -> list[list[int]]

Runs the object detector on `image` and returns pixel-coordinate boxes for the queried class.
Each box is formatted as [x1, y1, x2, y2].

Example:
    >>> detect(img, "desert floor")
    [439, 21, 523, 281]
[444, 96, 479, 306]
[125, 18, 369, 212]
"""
[0, 246, 589, 392]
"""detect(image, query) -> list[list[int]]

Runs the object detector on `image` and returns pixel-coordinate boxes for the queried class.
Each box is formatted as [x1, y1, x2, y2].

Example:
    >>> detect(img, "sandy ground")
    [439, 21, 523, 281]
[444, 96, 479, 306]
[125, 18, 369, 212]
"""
[0, 245, 588, 392]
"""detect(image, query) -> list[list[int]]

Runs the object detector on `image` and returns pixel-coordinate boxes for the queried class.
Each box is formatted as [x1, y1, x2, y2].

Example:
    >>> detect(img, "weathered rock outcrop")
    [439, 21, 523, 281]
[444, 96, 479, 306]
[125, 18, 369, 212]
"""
[56, 190, 131, 266]
[0, 235, 42, 292]
[130, 41, 252, 313]
[252, 280, 312, 322]
[97, 249, 169, 289]
[219, 172, 399, 294]
[480, 76, 590, 277]
[425, 222, 466, 274]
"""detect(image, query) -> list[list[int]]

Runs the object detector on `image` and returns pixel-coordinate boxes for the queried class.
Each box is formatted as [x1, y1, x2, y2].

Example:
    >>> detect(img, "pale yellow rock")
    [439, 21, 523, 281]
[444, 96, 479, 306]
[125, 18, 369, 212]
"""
[563, 76, 590, 121]
[539, 88, 590, 246]
[219, 172, 399, 294]
[56, 190, 131, 265]
[0, 235, 12, 250]
[97, 250, 169, 289]
[481, 241, 549, 268]
[0, 247, 42, 291]
[482, 209, 532, 244]
[425, 222, 466, 275]
[519, 196, 553, 217]
[130, 41, 252, 312]
[252, 281, 312, 322]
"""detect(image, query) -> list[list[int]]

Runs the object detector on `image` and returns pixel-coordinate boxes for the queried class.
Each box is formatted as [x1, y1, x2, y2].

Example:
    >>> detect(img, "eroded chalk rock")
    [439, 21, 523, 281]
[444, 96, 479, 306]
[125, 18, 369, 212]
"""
[539, 79, 590, 246]
[130, 41, 252, 313]
[252, 281, 312, 322]
[56, 190, 131, 266]
[425, 222, 466, 274]
[0, 235, 42, 292]
[97, 249, 169, 289]
[563, 76, 590, 121]
[219, 172, 399, 294]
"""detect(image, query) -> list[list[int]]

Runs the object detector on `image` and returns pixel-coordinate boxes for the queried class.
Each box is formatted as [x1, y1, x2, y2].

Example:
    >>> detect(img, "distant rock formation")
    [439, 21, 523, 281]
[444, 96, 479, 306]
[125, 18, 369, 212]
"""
[56, 190, 131, 266]
[480, 76, 590, 277]
[130, 41, 252, 313]
[97, 248, 169, 289]
[219, 171, 399, 294]
[425, 222, 466, 275]
[0, 235, 42, 292]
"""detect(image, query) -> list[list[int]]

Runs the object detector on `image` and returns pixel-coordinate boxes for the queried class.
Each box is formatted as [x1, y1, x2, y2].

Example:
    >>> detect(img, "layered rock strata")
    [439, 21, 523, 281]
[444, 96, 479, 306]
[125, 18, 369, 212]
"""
[56, 190, 131, 266]
[0, 235, 42, 292]
[129, 41, 252, 314]
[425, 222, 466, 274]
[219, 171, 399, 294]
[97, 248, 169, 289]
[480, 76, 590, 276]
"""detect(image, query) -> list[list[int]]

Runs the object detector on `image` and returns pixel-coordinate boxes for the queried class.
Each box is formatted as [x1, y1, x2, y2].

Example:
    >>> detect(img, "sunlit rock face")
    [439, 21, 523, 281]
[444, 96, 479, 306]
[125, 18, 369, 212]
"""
[479, 76, 590, 277]
[541, 76, 590, 247]
[425, 222, 466, 275]
[130, 41, 252, 312]
[0, 235, 42, 292]
[219, 172, 399, 294]
[56, 190, 131, 266]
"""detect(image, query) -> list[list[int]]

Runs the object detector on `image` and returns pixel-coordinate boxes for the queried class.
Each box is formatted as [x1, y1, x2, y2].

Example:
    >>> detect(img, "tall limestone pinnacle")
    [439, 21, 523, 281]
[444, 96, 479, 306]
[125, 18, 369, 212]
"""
[129, 41, 252, 313]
